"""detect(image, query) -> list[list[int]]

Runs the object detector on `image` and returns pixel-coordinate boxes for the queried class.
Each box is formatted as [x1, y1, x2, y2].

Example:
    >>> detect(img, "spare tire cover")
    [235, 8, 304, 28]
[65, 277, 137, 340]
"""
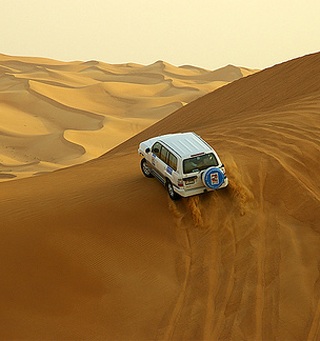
[202, 167, 224, 189]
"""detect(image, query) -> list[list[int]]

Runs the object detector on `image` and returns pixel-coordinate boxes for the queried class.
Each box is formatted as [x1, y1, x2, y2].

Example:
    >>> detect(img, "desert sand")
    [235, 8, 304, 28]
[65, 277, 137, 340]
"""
[0, 54, 256, 181]
[0, 51, 319, 340]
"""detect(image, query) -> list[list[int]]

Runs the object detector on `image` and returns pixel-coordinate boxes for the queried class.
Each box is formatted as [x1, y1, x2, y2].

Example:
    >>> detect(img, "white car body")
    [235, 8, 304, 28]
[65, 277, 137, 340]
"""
[138, 132, 228, 199]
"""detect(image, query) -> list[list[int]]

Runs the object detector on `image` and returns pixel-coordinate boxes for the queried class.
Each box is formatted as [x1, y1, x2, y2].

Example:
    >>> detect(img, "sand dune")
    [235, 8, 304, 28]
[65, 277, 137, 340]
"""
[0, 54, 256, 181]
[0, 52, 319, 340]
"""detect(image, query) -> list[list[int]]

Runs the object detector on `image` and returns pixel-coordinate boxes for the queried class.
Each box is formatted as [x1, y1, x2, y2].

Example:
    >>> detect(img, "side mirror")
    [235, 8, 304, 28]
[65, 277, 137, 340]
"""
[145, 147, 150, 153]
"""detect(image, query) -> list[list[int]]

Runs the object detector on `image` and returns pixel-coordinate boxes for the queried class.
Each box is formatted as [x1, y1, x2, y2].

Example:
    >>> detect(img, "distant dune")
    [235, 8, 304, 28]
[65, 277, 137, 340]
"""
[0, 52, 319, 340]
[0, 54, 257, 180]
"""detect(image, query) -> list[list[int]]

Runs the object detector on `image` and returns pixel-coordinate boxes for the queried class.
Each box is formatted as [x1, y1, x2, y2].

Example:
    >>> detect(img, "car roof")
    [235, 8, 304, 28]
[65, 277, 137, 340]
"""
[154, 132, 213, 158]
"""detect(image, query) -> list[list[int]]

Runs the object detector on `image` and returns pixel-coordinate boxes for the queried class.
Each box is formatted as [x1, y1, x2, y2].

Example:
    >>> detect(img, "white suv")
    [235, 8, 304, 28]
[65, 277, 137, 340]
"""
[138, 132, 228, 200]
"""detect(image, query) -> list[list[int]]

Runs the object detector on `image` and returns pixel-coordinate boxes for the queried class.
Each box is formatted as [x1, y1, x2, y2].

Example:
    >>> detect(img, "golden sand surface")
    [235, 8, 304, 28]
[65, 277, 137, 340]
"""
[0, 52, 319, 340]
[0, 54, 256, 181]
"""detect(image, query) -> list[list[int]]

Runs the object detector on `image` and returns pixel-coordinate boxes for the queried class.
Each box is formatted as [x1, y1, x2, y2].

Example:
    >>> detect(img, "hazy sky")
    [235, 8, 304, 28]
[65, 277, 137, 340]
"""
[1, 0, 319, 70]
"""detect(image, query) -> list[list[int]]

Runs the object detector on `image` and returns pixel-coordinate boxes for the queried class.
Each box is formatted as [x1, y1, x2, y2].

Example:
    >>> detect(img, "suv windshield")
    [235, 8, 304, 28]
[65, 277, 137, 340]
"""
[183, 153, 219, 174]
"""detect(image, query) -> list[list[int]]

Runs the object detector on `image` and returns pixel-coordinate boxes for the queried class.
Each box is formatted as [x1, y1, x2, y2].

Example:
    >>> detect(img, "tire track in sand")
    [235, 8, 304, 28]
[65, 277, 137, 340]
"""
[161, 159, 257, 340]
[254, 159, 267, 341]
[307, 260, 320, 341]
[160, 196, 211, 340]
[158, 199, 193, 340]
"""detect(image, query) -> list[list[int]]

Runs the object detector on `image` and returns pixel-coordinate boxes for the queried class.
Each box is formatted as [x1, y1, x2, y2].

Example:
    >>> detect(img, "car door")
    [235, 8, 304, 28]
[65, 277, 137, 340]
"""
[151, 142, 161, 169]
[150, 142, 165, 181]
[158, 145, 170, 177]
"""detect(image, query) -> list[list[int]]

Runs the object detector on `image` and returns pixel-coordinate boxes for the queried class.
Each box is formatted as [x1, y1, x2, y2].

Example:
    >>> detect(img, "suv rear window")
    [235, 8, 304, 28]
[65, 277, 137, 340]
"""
[183, 153, 219, 174]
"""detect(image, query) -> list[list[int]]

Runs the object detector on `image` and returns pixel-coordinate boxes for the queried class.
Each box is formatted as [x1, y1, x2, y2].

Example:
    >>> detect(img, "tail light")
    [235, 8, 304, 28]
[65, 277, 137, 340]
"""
[178, 179, 184, 187]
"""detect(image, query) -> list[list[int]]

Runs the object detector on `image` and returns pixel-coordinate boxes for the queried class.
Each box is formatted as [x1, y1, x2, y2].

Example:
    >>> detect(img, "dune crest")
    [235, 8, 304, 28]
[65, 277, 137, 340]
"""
[0, 54, 257, 180]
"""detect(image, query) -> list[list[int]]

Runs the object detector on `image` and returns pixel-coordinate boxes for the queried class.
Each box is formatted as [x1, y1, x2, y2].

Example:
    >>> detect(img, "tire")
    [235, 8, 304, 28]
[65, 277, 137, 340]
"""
[166, 180, 180, 200]
[141, 158, 153, 178]
[202, 167, 225, 189]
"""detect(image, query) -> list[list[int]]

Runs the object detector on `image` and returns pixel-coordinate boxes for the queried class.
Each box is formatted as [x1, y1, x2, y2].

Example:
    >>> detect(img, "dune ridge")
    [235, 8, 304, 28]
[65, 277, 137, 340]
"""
[0, 52, 319, 340]
[0, 54, 257, 180]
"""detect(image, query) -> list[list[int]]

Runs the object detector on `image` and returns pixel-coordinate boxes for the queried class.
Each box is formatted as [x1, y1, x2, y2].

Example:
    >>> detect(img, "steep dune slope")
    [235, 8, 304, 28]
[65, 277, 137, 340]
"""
[0, 54, 256, 180]
[0, 52, 319, 340]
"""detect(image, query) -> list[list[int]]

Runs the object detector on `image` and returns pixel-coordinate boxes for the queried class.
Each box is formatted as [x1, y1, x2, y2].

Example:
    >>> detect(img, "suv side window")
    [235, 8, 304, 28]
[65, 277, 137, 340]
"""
[160, 146, 169, 163]
[168, 153, 178, 171]
[152, 142, 161, 157]
[152, 142, 177, 172]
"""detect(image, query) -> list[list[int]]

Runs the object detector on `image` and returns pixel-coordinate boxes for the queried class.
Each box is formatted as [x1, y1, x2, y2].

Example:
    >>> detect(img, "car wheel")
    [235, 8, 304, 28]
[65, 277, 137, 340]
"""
[202, 167, 225, 189]
[166, 180, 180, 200]
[141, 158, 153, 178]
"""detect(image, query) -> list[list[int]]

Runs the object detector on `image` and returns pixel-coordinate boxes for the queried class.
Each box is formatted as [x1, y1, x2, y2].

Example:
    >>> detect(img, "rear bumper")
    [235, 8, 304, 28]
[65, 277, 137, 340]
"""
[175, 177, 228, 197]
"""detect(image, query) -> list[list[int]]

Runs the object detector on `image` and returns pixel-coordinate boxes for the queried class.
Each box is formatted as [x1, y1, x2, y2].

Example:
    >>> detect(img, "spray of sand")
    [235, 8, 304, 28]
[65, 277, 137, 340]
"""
[225, 156, 254, 216]
[168, 195, 205, 229]
[185, 196, 205, 229]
